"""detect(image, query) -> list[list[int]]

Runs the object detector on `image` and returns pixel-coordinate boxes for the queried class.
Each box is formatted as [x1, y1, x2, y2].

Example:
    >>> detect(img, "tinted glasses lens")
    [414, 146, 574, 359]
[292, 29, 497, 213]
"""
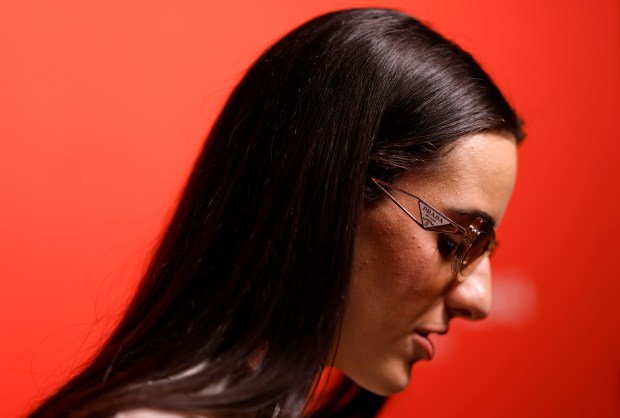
[454, 218, 495, 278]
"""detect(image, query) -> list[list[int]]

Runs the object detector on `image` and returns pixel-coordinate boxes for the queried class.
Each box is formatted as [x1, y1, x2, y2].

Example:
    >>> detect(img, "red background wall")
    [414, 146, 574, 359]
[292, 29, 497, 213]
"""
[1, 1, 619, 417]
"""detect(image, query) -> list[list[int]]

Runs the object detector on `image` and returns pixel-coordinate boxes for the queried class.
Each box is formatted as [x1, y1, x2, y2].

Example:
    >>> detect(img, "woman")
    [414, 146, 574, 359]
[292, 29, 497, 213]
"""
[28, 7, 524, 418]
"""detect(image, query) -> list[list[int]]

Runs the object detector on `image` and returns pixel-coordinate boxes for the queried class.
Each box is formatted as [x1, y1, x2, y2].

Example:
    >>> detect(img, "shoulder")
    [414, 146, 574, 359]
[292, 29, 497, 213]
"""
[114, 409, 210, 418]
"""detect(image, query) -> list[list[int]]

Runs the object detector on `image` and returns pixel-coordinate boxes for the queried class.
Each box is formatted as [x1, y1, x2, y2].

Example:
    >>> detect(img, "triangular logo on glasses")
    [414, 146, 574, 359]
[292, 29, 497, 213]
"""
[419, 201, 451, 229]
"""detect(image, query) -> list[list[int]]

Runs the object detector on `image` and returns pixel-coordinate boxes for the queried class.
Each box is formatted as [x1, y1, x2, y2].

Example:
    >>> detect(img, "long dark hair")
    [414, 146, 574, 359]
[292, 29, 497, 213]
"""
[28, 8, 523, 418]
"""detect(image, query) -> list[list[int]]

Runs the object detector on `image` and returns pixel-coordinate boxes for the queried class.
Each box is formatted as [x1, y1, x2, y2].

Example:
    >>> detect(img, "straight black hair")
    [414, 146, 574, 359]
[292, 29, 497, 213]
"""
[28, 8, 523, 418]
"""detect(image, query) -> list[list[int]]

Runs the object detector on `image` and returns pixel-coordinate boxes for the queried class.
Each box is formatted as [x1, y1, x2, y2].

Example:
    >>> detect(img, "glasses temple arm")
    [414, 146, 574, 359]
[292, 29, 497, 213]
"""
[371, 177, 463, 234]
[372, 179, 426, 229]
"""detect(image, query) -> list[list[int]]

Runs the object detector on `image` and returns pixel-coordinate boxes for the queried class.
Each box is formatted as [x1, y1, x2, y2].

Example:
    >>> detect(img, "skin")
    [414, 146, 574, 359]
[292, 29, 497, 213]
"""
[334, 131, 518, 396]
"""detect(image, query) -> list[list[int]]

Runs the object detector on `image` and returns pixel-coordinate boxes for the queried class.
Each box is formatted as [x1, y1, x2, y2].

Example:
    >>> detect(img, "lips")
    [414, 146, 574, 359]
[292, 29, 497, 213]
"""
[413, 332, 435, 360]
[412, 327, 447, 360]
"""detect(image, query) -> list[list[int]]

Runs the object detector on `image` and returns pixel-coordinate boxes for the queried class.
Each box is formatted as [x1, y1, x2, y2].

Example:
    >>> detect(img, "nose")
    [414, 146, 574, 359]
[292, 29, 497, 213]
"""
[445, 256, 492, 320]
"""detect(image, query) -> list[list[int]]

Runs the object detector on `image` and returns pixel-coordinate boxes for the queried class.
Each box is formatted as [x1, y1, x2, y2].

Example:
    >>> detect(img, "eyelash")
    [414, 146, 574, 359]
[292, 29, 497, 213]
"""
[437, 234, 459, 259]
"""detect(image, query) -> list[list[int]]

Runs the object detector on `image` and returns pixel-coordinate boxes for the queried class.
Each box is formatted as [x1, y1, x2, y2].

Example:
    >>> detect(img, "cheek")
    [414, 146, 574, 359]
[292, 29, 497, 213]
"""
[350, 218, 444, 328]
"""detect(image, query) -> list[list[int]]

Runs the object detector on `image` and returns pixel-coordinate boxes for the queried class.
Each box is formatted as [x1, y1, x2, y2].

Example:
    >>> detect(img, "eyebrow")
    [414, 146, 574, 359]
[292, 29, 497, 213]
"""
[448, 207, 496, 228]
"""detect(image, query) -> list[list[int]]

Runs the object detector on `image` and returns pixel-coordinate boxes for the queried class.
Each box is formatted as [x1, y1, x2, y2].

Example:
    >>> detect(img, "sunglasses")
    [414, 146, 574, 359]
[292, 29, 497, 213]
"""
[370, 177, 496, 280]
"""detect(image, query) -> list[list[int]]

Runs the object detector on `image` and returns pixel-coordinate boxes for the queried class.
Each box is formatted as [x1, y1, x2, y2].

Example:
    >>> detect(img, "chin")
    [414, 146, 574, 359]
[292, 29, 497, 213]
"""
[350, 367, 412, 396]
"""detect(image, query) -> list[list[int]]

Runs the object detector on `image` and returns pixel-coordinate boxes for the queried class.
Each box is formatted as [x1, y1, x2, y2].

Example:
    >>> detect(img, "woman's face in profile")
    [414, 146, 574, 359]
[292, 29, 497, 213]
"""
[334, 132, 518, 396]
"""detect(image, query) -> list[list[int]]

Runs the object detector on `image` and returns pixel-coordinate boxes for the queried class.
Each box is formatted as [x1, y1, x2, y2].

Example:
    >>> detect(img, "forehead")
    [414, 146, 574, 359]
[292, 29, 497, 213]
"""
[396, 132, 518, 225]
